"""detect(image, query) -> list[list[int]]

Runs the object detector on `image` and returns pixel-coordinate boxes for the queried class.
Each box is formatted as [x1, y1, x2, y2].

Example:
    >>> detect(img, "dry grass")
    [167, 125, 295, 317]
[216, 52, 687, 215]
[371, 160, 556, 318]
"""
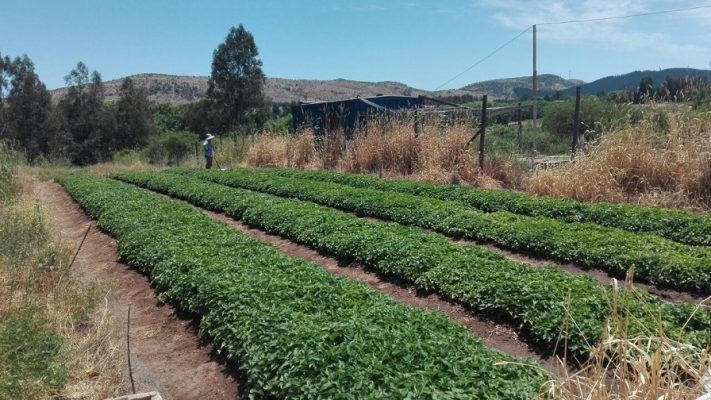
[0, 169, 127, 399]
[544, 273, 711, 400]
[529, 109, 711, 209]
[246, 115, 510, 185]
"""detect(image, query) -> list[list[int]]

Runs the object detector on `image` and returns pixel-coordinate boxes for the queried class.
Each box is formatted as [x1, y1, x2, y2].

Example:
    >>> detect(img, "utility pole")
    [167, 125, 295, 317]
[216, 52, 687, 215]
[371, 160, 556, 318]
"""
[532, 24, 538, 154]
[571, 86, 581, 157]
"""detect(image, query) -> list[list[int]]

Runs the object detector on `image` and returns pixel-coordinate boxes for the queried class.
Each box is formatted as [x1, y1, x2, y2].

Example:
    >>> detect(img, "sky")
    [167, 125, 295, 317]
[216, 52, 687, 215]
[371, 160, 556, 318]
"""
[2, 0, 711, 91]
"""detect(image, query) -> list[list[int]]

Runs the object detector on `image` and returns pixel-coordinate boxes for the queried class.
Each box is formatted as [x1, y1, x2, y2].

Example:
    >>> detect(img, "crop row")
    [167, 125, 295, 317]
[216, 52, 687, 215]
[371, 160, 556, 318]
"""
[114, 171, 711, 362]
[174, 168, 711, 294]
[259, 167, 711, 247]
[57, 172, 548, 399]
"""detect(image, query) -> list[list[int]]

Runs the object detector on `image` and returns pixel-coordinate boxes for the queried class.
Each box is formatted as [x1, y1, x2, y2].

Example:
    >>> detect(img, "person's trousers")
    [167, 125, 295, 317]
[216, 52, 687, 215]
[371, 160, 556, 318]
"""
[205, 156, 213, 169]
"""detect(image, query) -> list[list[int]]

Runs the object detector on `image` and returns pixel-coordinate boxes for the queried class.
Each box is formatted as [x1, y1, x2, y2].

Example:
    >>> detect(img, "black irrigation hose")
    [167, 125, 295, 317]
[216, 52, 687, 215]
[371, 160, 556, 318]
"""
[68, 224, 91, 269]
[127, 303, 136, 394]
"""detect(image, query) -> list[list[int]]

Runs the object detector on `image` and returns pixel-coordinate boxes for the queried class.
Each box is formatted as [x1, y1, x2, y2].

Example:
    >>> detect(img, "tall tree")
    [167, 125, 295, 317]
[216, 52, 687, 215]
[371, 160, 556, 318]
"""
[207, 24, 269, 133]
[59, 62, 115, 165]
[115, 77, 154, 149]
[1, 55, 56, 161]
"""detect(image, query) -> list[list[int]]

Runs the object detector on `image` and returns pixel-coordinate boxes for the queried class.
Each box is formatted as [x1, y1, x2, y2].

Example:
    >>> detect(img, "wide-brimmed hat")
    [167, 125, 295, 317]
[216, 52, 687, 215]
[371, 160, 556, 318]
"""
[205, 133, 215, 140]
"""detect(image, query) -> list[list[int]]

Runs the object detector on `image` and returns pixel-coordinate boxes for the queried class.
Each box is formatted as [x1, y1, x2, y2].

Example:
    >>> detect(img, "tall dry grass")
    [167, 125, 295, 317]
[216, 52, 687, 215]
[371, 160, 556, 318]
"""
[529, 109, 711, 209]
[545, 272, 711, 400]
[246, 115, 516, 186]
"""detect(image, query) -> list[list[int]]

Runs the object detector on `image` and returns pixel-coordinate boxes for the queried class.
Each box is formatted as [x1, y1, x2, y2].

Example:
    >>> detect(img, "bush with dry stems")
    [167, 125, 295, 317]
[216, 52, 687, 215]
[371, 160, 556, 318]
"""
[528, 108, 711, 209]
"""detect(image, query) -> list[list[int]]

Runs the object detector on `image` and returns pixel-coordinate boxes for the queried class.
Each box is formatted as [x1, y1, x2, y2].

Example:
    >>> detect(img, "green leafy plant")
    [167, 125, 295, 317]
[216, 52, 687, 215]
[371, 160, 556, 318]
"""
[114, 171, 711, 363]
[259, 167, 711, 247]
[59, 172, 548, 399]
[174, 168, 711, 294]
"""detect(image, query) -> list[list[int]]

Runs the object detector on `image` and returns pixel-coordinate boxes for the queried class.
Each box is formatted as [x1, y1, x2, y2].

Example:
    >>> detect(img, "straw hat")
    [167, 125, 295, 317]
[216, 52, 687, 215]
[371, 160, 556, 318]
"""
[205, 133, 215, 140]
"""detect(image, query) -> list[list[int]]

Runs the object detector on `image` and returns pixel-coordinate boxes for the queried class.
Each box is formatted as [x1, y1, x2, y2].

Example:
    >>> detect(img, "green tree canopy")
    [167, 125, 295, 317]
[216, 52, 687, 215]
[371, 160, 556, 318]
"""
[115, 77, 154, 149]
[207, 24, 269, 133]
[59, 62, 116, 165]
[0, 55, 57, 161]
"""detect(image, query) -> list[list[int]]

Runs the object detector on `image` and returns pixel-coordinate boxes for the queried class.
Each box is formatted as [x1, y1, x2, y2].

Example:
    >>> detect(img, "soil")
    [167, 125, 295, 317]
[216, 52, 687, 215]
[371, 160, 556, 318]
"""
[35, 182, 240, 400]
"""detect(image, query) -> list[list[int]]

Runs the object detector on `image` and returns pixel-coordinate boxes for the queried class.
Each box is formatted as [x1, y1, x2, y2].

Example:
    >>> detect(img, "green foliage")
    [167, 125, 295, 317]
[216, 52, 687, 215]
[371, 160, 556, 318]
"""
[0, 55, 57, 162]
[542, 98, 634, 138]
[142, 130, 198, 165]
[112, 149, 143, 165]
[208, 24, 270, 133]
[0, 311, 68, 400]
[59, 172, 547, 399]
[262, 115, 292, 135]
[115, 171, 711, 361]
[266, 167, 711, 247]
[59, 62, 117, 165]
[0, 143, 18, 201]
[485, 125, 571, 156]
[114, 77, 154, 149]
[178, 168, 711, 294]
[652, 110, 670, 134]
[149, 102, 189, 133]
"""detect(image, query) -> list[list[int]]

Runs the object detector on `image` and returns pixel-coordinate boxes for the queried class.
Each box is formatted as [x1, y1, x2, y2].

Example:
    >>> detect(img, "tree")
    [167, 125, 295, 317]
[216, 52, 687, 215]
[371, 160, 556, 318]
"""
[115, 77, 154, 149]
[207, 24, 269, 133]
[59, 62, 115, 165]
[635, 76, 654, 103]
[0, 55, 56, 161]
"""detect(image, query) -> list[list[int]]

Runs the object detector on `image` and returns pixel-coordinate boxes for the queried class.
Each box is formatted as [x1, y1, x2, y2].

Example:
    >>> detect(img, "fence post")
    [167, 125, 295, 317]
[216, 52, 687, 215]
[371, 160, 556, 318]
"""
[517, 102, 523, 153]
[414, 109, 420, 136]
[479, 95, 487, 171]
[572, 86, 581, 158]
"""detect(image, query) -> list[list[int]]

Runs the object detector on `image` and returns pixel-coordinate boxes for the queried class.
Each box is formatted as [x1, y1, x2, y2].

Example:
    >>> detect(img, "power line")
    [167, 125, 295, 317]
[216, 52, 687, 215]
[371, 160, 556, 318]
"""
[538, 4, 711, 25]
[434, 26, 531, 91]
[433, 3, 711, 90]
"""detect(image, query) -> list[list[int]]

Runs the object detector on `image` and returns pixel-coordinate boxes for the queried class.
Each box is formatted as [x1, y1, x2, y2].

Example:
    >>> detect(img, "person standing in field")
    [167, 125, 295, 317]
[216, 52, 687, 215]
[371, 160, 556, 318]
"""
[203, 133, 215, 169]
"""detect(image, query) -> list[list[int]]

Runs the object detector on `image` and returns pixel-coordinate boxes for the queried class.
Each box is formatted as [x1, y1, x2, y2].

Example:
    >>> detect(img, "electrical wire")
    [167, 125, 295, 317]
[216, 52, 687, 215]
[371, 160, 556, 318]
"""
[433, 3, 711, 90]
[538, 4, 711, 25]
[433, 26, 531, 91]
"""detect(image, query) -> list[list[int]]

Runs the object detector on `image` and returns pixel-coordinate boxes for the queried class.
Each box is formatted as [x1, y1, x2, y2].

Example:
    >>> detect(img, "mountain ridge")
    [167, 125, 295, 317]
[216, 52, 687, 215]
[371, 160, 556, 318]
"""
[48, 73, 584, 104]
[565, 68, 711, 96]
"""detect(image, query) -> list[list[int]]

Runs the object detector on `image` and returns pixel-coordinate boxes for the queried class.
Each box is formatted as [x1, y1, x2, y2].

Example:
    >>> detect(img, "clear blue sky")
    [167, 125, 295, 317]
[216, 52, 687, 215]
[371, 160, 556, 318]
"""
[2, 0, 710, 90]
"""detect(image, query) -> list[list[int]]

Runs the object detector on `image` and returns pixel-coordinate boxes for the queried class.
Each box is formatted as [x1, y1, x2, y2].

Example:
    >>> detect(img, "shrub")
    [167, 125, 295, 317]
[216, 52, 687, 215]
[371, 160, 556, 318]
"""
[542, 98, 634, 138]
[143, 130, 199, 165]
[112, 149, 143, 165]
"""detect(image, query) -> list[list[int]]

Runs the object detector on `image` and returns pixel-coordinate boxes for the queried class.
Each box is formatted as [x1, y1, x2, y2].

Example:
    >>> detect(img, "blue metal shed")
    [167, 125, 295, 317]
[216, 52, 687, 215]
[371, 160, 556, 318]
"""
[292, 95, 424, 139]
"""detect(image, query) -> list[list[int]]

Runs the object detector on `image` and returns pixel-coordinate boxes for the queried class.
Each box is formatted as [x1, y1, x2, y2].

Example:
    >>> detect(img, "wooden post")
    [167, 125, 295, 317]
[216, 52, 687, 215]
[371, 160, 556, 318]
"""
[517, 102, 523, 153]
[532, 24, 538, 154]
[414, 109, 420, 136]
[572, 86, 581, 157]
[479, 95, 488, 171]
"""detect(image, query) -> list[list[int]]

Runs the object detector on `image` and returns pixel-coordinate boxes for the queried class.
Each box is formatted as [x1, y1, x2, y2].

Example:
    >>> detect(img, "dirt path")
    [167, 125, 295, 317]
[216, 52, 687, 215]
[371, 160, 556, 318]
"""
[36, 181, 240, 400]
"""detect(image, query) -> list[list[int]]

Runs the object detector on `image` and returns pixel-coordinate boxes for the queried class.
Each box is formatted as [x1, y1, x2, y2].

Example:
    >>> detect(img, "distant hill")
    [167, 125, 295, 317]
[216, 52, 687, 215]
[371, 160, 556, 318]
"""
[48, 73, 582, 104]
[447, 74, 583, 100]
[564, 68, 711, 96]
[49, 74, 432, 104]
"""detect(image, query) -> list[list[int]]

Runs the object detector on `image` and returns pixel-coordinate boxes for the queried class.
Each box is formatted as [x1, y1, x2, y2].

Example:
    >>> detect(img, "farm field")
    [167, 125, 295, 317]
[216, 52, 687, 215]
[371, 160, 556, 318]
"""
[36, 166, 708, 399]
[258, 167, 711, 246]
[57, 172, 549, 398]
[110, 171, 711, 355]
[170, 168, 711, 294]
